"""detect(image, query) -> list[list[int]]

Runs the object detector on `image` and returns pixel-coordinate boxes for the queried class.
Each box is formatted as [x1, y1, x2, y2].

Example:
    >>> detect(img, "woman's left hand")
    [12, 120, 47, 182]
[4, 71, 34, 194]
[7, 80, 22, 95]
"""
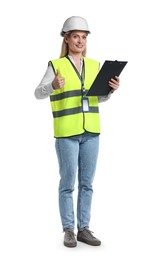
[108, 76, 120, 92]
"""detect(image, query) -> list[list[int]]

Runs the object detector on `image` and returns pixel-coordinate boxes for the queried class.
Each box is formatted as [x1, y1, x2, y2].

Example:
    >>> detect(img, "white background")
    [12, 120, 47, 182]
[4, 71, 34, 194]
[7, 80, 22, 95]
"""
[0, 0, 157, 259]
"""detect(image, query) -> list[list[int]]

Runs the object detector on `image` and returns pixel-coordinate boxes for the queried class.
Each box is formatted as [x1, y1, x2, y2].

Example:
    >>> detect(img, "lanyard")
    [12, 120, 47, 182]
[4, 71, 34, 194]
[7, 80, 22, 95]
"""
[66, 56, 86, 95]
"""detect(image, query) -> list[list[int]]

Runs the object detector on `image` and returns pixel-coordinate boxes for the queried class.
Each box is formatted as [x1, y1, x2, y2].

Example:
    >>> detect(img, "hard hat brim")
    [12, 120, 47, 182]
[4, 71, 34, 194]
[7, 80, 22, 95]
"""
[60, 30, 91, 37]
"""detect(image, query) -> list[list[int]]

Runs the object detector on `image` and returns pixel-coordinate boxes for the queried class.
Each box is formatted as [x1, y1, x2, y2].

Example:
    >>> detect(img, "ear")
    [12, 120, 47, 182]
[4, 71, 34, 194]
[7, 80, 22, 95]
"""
[64, 36, 68, 43]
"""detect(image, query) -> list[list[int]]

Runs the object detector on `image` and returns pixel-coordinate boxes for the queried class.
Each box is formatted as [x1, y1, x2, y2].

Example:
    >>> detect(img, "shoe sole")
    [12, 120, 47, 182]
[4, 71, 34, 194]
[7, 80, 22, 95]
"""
[77, 238, 101, 246]
[64, 242, 77, 248]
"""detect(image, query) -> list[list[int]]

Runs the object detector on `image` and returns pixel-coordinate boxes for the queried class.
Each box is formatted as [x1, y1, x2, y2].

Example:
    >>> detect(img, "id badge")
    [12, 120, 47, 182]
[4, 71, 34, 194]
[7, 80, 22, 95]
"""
[82, 97, 89, 112]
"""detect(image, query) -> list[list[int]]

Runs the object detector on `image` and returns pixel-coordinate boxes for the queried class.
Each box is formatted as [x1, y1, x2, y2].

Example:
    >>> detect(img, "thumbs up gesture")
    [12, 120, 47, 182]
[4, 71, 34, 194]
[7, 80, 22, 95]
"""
[52, 69, 65, 90]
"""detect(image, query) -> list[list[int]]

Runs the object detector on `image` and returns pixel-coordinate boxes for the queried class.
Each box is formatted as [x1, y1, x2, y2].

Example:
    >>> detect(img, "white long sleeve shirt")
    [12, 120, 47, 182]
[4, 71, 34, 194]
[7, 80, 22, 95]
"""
[34, 56, 112, 102]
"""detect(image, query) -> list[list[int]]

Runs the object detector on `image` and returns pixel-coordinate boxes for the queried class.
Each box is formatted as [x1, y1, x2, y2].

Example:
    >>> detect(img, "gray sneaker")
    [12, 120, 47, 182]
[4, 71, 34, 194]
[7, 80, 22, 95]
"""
[64, 230, 77, 247]
[77, 228, 101, 246]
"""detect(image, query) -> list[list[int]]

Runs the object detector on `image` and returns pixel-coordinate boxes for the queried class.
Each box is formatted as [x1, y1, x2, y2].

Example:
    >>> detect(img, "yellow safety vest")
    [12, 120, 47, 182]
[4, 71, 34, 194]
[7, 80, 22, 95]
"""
[49, 57, 101, 138]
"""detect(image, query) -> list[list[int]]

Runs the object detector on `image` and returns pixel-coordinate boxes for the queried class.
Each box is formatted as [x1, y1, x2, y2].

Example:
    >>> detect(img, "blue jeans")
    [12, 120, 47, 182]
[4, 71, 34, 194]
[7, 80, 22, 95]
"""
[55, 132, 99, 231]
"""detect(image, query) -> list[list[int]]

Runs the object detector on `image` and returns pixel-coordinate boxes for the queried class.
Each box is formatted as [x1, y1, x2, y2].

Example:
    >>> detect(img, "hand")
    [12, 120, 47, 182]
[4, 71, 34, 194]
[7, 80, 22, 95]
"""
[52, 69, 65, 89]
[108, 76, 120, 92]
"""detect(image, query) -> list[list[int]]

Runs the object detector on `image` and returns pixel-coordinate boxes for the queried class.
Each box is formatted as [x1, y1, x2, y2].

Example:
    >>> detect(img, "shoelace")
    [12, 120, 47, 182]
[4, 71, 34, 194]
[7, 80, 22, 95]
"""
[81, 229, 96, 239]
[66, 231, 76, 240]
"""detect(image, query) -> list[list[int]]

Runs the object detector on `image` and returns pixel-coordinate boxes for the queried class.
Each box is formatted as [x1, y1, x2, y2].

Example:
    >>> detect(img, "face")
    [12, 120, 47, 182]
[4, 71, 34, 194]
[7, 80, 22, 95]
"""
[64, 31, 87, 55]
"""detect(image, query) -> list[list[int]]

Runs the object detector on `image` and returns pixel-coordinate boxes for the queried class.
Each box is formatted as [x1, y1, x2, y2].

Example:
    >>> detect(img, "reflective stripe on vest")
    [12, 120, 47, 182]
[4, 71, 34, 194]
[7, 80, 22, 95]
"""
[50, 57, 101, 138]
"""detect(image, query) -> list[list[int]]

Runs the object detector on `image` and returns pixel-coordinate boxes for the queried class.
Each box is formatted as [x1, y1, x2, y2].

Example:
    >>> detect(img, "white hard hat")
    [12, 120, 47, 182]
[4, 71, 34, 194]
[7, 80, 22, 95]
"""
[60, 16, 91, 36]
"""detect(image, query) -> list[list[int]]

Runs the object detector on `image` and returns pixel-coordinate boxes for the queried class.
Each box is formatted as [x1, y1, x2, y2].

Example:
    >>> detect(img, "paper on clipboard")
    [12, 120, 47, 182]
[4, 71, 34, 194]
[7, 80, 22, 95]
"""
[86, 60, 128, 96]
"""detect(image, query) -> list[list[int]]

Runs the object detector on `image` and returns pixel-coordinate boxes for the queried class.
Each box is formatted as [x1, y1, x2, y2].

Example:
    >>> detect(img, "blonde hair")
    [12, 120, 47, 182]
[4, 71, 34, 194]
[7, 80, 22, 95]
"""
[59, 32, 87, 58]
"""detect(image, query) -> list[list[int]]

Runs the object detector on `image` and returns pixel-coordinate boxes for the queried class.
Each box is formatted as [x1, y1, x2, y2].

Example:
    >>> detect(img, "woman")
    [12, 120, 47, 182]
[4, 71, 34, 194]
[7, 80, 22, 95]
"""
[34, 16, 120, 248]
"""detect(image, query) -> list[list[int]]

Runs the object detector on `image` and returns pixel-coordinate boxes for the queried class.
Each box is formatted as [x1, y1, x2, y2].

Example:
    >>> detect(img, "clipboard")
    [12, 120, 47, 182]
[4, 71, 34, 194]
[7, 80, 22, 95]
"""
[86, 60, 128, 96]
